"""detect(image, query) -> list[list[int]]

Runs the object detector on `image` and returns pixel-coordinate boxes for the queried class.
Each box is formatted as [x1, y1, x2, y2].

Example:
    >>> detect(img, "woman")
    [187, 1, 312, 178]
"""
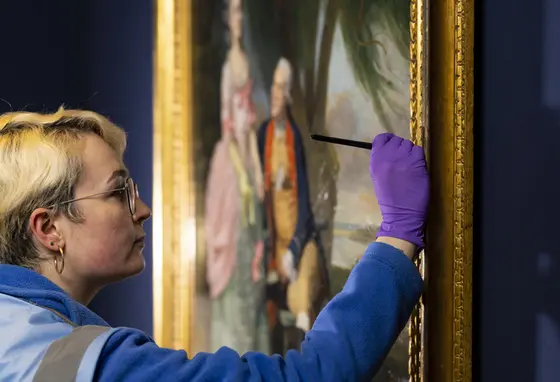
[204, 0, 268, 354]
[0, 107, 428, 381]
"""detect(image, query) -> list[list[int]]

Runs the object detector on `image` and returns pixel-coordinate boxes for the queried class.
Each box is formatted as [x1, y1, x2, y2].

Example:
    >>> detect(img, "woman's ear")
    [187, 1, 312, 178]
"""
[28, 208, 65, 252]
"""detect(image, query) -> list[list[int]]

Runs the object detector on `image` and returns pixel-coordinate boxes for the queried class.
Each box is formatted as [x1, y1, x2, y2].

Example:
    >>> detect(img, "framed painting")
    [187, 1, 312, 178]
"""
[152, 0, 474, 381]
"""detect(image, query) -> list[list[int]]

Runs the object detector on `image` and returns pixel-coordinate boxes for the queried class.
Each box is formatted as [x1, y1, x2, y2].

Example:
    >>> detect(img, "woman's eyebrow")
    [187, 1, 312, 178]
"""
[106, 168, 129, 183]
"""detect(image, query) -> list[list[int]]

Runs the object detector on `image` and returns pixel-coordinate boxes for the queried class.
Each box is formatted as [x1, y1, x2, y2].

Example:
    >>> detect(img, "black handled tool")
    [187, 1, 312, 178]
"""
[310, 134, 372, 150]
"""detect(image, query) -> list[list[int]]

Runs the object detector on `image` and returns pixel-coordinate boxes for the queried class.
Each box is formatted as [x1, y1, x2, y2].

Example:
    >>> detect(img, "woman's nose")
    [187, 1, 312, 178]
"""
[134, 198, 152, 224]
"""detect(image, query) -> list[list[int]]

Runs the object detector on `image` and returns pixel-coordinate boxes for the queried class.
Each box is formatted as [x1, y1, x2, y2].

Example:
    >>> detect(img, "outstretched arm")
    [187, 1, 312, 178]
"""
[96, 133, 429, 382]
[95, 241, 422, 382]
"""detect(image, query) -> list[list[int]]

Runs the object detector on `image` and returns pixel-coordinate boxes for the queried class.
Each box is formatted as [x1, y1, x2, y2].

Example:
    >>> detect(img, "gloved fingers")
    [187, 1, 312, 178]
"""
[371, 132, 395, 150]
[411, 144, 426, 161]
[398, 138, 414, 153]
[385, 134, 404, 150]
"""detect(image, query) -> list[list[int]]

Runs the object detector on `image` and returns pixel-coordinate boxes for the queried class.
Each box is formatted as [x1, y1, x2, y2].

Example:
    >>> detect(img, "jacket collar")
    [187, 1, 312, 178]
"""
[0, 264, 109, 326]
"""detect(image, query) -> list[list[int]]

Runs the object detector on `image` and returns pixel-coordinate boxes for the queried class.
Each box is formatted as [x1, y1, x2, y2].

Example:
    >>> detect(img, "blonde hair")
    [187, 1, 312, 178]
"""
[0, 107, 127, 268]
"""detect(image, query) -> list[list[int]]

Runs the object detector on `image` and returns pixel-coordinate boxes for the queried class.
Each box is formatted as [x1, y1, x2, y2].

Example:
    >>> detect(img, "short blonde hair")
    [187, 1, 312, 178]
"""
[0, 107, 127, 268]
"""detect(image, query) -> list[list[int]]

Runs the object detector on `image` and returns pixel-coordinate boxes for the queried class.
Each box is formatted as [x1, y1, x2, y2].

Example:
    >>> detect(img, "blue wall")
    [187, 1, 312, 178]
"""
[0, 0, 154, 335]
[477, 0, 560, 380]
[84, 0, 154, 336]
[0, 1, 91, 109]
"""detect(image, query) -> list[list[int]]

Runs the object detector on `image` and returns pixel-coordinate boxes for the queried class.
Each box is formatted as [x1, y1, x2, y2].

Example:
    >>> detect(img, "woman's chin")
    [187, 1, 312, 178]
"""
[97, 248, 146, 284]
[112, 254, 146, 281]
[127, 253, 146, 277]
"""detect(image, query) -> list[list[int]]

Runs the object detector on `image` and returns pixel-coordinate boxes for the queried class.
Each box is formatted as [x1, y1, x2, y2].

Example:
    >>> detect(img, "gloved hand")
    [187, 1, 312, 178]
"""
[370, 133, 429, 248]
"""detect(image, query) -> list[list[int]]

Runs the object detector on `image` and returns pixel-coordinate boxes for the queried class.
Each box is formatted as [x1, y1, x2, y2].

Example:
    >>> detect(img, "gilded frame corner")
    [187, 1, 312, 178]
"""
[152, 0, 474, 380]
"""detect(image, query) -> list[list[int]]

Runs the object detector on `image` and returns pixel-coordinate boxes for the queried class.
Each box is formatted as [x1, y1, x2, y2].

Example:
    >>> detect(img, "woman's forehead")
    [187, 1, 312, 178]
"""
[80, 135, 125, 184]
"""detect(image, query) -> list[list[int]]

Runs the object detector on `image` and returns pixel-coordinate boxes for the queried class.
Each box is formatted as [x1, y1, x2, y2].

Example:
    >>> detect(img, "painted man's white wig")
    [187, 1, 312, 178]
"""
[275, 57, 293, 104]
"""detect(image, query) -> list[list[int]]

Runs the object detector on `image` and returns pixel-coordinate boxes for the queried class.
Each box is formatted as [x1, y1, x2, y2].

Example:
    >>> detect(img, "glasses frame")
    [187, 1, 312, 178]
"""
[54, 177, 138, 216]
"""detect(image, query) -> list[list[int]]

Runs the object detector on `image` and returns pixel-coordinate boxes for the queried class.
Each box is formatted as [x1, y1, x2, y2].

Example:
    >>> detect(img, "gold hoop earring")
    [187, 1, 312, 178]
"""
[54, 247, 65, 274]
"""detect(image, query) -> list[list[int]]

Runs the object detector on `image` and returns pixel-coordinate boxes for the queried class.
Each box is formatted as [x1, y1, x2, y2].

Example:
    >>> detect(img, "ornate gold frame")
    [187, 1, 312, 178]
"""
[152, 0, 474, 380]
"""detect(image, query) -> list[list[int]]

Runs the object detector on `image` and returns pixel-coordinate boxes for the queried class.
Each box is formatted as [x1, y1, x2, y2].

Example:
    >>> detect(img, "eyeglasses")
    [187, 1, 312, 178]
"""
[55, 177, 139, 216]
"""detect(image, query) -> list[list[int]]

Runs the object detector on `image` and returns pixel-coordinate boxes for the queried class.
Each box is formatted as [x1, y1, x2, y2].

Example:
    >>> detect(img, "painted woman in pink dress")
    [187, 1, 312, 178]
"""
[204, 0, 269, 355]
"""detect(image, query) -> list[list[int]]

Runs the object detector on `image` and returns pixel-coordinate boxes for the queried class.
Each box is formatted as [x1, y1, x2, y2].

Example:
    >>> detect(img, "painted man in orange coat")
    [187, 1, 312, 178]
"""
[257, 58, 328, 353]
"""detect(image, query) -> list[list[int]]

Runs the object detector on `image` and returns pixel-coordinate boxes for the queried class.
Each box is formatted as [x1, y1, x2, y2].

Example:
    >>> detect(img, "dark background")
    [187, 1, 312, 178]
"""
[1, 0, 560, 380]
[475, 0, 560, 380]
[0, 0, 154, 335]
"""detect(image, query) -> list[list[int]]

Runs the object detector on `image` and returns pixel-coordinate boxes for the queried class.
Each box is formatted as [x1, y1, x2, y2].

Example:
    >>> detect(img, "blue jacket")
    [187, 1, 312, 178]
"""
[0, 242, 423, 381]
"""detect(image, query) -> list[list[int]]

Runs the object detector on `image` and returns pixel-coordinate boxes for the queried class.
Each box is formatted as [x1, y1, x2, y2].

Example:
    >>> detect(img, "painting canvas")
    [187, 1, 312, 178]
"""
[154, 0, 476, 379]
[189, 0, 413, 380]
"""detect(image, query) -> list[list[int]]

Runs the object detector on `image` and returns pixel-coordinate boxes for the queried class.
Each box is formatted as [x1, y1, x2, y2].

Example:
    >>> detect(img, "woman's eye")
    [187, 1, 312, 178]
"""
[110, 189, 126, 200]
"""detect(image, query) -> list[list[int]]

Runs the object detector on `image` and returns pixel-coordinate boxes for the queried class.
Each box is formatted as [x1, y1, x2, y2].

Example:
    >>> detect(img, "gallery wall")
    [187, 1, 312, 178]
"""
[83, 0, 154, 335]
[476, 0, 560, 380]
[0, 0, 154, 335]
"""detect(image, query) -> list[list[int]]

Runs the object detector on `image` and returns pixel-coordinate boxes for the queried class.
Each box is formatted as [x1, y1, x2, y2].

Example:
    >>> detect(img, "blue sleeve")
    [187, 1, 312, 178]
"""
[95, 242, 423, 382]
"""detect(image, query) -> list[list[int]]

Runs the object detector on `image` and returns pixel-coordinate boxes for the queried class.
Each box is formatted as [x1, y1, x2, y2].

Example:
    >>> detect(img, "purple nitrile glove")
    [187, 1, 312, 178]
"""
[370, 133, 429, 248]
